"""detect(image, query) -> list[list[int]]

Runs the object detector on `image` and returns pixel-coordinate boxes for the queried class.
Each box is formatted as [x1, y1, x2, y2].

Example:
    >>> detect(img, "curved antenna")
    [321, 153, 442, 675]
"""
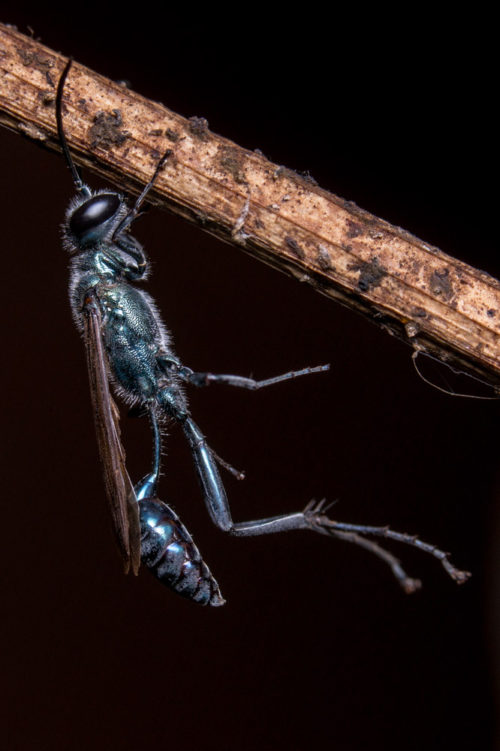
[112, 149, 173, 240]
[56, 58, 89, 196]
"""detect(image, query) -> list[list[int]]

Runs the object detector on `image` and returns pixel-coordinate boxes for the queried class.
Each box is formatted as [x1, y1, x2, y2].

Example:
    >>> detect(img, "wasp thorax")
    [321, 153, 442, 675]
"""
[69, 193, 121, 240]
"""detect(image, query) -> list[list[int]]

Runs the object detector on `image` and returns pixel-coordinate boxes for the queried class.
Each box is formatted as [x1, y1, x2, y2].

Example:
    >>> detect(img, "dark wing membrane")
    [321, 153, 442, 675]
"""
[82, 291, 141, 575]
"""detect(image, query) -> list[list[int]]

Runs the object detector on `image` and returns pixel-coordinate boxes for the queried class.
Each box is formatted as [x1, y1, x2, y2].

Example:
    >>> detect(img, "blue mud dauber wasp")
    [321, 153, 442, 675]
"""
[56, 58, 470, 605]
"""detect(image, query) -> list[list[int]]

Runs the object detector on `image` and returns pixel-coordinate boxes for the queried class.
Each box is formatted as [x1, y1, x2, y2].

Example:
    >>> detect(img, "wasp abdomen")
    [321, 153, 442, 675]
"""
[139, 498, 225, 607]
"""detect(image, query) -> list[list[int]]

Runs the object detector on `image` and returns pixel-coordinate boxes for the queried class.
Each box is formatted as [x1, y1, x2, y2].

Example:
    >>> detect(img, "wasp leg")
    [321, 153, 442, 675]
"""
[231, 501, 470, 587]
[331, 531, 422, 593]
[135, 407, 162, 500]
[176, 363, 330, 390]
[178, 423, 472, 591]
[182, 416, 318, 535]
[155, 361, 328, 482]
[180, 417, 232, 529]
[302, 500, 471, 585]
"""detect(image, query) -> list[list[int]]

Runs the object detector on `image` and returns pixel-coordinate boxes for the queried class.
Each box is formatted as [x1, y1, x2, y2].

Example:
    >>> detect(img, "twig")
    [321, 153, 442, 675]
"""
[1, 23, 500, 389]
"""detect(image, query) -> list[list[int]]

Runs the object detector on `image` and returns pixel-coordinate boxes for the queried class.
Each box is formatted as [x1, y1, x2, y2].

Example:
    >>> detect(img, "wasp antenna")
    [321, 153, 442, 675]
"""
[56, 58, 88, 195]
[132, 149, 173, 215]
[112, 149, 173, 239]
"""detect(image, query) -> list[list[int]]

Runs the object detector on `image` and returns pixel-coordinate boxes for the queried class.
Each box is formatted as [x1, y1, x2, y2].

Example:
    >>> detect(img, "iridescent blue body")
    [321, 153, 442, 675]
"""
[64, 188, 228, 603]
[140, 498, 224, 606]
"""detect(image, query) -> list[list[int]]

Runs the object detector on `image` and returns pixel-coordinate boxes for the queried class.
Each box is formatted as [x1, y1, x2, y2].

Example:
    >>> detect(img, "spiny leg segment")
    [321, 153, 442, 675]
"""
[177, 363, 330, 390]
[302, 500, 471, 592]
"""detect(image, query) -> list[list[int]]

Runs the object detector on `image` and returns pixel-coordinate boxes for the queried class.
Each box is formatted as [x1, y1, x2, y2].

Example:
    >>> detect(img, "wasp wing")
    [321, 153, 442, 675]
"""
[82, 291, 141, 575]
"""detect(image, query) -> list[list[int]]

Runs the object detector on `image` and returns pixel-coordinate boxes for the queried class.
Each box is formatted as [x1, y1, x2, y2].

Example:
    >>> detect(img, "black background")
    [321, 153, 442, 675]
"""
[1, 8, 498, 751]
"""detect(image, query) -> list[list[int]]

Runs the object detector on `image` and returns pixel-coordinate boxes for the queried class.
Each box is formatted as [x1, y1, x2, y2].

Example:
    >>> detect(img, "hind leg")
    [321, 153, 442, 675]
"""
[180, 417, 470, 591]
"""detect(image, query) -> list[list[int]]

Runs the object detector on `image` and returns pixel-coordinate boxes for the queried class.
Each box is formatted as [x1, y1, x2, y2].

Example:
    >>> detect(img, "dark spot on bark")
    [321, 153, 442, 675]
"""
[342, 199, 359, 211]
[89, 110, 129, 150]
[412, 307, 427, 318]
[188, 116, 209, 141]
[149, 129, 163, 137]
[346, 220, 363, 239]
[273, 165, 317, 186]
[17, 47, 54, 85]
[297, 170, 317, 185]
[349, 258, 387, 292]
[165, 128, 180, 142]
[219, 146, 247, 184]
[16, 47, 49, 70]
[192, 210, 208, 226]
[316, 246, 333, 271]
[430, 268, 453, 299]
[285, 236, 305, 260]
[487, 309, 496, 317]
[40, 90, 54, 106]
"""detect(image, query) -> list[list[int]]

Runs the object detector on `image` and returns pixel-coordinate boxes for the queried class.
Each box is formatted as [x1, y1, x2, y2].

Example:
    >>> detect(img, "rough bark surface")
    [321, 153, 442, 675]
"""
[1, 23, 499, 389]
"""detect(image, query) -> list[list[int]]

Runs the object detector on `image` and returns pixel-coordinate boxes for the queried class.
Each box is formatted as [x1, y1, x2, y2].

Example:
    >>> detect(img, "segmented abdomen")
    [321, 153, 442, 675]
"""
[139, 498, 225, 606]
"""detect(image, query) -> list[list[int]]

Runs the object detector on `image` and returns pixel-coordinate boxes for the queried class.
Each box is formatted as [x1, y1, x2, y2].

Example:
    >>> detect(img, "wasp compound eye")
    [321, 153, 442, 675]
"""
[70, 194, 121, 237]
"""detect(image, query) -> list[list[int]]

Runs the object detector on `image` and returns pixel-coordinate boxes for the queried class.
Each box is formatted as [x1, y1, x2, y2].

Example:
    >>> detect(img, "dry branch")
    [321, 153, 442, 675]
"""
[1, 23, 500, 389]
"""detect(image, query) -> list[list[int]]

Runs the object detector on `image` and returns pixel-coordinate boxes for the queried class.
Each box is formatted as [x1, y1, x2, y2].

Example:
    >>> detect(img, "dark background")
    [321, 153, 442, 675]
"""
[1, 8, 498, 751]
